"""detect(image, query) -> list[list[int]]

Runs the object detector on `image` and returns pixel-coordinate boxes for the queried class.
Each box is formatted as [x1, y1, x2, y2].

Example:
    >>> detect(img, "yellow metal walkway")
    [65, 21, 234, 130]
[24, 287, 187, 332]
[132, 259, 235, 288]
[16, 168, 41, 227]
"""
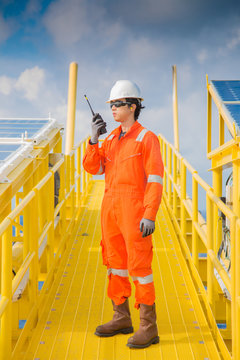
[23, 180, 221, 360]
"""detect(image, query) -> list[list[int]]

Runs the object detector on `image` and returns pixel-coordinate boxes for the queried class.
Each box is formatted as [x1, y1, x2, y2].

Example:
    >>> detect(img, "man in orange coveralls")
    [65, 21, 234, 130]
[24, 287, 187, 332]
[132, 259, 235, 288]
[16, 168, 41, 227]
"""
[83, 80, 164, 349]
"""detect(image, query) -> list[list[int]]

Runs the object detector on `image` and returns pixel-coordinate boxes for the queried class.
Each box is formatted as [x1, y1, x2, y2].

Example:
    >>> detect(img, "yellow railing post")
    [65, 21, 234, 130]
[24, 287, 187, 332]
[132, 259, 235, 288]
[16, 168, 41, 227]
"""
[59, 161, 66, 234]
[82, 141, 86, 199]
[173, 152, 178, 217]
[212, 169, 222, 253]
[192, 175, 199, 270]
[231, 215, 237, 359]
[76, 146, 81, 207]
[0, 228, 12, 360]
[206, 193, 215, 315]
[29, 194, 39, 305]
[235, 219, 240, 360]
[232, 158, 240, 359]
[23, 177, 33, 258]
[163, 142, 167, 195]
[180, 159, 187, 239]
[167, 144, 172, 206]
[65, 155, 71, 195]
[207, 76, 212, 154]
[47, 174, 55, 270]
[219, 113, 225, 146]
[70, 153, 75, 218]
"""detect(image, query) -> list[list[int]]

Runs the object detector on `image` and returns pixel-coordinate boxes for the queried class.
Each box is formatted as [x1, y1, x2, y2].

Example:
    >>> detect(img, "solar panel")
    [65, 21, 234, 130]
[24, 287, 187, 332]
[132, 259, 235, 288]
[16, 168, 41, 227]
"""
[0, 119, 49, 138]
[211, 81, 240, 101]
[0, 144, 22, 161]
[211, 81, 240, 133]
[0, 117, 59, 183]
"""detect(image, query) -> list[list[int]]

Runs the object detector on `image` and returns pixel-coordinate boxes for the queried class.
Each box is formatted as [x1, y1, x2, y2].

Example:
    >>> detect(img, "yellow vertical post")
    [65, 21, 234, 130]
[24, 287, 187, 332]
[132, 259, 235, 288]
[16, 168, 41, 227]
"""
[180, 159, 186, 239]
[232, 157, 240, 359]
[235, 219, 240, 360]
[29, 194, 38, 306]
[53, 133, 62, 153]
[172, 65, 179, 152]
[65, 62, 78, 155]
[159, 136, 163, 153]
[219, 114, 225, 146]
[206, 194, 215, 315]
[65, 155, 71, 223]
[0, 228, 12, 360]
[76, 146, 81, 207]
[23, 177, 33, 258]
[163, 142, 167, 195]
[167, 145, 172, 206]
[212, 169, 222, 253]
[192, 175, 199, 270]
[70, 153, 75, 217]
[66, 155, 70, 195]
[231, 215, 237, 359]
[207, 77, 212, 154]
[82, 141, 86, 199]
[48, 174, 55, 270]
[59, 161, 66, 235]
[173, 152, 178, 217]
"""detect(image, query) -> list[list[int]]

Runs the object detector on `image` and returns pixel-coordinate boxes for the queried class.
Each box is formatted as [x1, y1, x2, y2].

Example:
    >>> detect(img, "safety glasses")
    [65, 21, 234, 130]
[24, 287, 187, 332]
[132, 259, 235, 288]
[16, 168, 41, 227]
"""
[110, 100, 132, 108]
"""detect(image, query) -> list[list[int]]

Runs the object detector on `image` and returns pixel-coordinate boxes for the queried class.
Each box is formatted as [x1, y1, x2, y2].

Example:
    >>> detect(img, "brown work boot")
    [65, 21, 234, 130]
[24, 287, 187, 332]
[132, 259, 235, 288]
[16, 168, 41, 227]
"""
[127, 303, 159, 348]
[95, 298, 133, 337]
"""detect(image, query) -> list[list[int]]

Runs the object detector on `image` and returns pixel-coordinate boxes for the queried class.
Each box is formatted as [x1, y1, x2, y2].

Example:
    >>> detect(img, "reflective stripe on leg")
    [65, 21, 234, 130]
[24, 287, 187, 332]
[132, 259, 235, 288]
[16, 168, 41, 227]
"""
[108, 268, 129, 277]
[132, 273, 153, 285]
[133, 277, 155, 308]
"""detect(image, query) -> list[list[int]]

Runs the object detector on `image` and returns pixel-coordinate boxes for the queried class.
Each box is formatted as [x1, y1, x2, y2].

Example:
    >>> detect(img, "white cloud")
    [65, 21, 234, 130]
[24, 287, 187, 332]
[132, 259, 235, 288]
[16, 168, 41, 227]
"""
[14, 66, 45, 101]
[43, 0, 90, 46]
[43, 0, 127, 50]
[0, 76, 15, 95]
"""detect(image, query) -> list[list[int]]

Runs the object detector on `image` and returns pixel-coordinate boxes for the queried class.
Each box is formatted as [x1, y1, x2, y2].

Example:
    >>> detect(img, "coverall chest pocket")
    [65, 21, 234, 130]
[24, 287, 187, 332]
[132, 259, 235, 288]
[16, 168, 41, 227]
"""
[118, 153, 143, 185]
[120, 153, 142, 162]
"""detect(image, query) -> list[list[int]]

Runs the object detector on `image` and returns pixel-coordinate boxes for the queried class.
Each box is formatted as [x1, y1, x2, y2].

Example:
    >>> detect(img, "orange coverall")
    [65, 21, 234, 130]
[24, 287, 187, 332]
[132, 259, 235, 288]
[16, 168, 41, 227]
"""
[83, 121, 164, 308]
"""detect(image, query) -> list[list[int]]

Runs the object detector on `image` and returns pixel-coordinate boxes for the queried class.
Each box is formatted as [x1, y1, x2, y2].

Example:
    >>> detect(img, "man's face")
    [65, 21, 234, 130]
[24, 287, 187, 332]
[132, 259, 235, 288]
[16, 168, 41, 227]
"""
[110, 98, 135, 123]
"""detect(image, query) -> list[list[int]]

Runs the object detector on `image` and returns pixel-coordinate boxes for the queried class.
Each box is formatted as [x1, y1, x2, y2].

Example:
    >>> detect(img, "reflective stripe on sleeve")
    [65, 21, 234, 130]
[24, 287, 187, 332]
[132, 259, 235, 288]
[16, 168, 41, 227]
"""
[132, 274, 153, 285]
[107, 134, 115, 140]
[136, 129, 148, 142]
[108, 268, 129, 277]
[148, 174, 163, 185]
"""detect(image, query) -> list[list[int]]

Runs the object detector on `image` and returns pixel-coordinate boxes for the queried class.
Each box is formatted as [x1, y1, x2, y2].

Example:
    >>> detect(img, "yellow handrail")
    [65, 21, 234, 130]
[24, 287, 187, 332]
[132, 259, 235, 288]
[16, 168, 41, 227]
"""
[0, 135, 91, 360]
[160, 133, 240, 360]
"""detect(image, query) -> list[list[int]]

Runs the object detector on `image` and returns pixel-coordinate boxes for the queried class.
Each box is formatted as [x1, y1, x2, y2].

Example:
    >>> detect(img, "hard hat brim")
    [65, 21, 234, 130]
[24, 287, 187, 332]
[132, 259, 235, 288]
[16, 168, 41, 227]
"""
[106, 96, 144, 103]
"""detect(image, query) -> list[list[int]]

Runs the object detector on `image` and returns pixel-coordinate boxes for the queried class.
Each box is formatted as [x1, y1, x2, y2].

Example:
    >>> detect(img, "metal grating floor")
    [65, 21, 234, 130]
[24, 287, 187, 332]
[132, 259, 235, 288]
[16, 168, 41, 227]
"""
[23, 180, 221, 360]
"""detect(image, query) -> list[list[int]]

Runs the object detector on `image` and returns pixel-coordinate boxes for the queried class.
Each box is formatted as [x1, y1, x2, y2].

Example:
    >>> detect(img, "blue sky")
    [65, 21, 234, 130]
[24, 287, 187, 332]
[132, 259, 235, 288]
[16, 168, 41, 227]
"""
[0, 0, 240, 187]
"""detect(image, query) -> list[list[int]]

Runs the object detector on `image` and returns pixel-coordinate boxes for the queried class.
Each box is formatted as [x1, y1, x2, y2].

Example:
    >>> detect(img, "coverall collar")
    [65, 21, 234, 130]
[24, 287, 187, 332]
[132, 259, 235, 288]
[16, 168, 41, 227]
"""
[115, 121, 141, 139]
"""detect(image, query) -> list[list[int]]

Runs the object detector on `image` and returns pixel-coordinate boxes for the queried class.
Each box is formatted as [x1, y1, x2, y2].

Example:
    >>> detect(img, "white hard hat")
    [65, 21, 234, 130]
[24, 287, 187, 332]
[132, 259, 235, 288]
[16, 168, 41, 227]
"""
[106, 80, 144, 103]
